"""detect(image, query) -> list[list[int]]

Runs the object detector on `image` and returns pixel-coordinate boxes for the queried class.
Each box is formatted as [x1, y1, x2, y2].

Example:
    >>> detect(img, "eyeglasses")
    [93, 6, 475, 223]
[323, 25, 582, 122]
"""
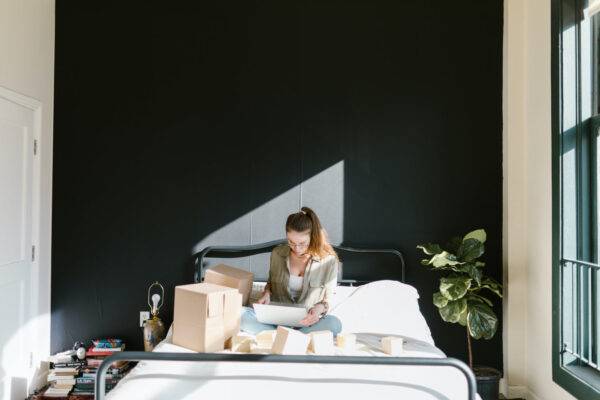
[287, 241, 309, 249]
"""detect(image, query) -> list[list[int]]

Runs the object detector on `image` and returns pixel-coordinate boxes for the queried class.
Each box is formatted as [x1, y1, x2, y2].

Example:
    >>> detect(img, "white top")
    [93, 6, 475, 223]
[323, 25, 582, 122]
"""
[286, 257, 304, 300]
[288, 274, 304, 300]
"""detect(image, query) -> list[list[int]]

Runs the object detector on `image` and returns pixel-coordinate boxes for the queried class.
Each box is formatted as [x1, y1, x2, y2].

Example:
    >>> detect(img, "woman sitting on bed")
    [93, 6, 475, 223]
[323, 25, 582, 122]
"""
[241, 207, 342, 336]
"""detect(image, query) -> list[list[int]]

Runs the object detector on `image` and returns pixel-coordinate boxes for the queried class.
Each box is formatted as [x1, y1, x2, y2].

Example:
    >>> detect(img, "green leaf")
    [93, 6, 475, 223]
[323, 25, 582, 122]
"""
[427, 251, 463, 268]
[467, 303, 498, 340]
[440, 275, 472, 300]
[458, 308, 468, 326]
[456, 238, 484, 262]
[433, 292, 449, 308]
[475, 261, 485, 267]
[458, 263, 483, 285]
[466, 293, 493, 307]
[417, 243, 443, 256]
[446, 236, 463, 254]
[464, 229, 487, 243]
[480, 278, 503, 298]
[439, 298, 467, 323]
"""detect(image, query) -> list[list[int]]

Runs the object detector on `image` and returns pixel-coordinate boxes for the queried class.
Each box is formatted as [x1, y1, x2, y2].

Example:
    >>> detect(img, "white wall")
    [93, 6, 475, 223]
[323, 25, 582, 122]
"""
[0, 0, 55, 394]
[503, 0, 528, 397]
[504, 0, 577, 399]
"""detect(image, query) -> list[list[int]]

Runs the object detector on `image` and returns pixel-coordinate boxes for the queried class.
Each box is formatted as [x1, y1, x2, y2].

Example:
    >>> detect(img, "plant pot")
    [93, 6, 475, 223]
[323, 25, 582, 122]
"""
[473, 366, 501, 400]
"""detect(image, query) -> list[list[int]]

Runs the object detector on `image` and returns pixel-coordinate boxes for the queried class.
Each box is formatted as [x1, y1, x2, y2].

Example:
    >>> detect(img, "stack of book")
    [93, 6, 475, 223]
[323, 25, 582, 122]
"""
[43, 339, 132, 397]
[71, 339, 130, 396]
[73, 364, 130, 395]
[45, 356, 85, 397]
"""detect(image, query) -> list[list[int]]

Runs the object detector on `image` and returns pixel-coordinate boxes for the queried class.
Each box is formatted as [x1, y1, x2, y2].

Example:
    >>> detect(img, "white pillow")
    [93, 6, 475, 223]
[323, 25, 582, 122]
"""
[330, 280, 435, 345]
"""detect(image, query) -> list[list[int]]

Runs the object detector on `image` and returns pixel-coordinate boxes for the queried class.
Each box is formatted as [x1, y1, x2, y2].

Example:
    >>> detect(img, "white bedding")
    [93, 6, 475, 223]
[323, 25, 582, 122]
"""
[105, 281, 479, 400]
[329, 280, 435, 345]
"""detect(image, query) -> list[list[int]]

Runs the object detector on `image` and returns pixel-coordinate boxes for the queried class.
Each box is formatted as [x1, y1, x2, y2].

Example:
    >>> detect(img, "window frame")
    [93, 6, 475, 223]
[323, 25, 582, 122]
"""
[553, 0, 600, 398]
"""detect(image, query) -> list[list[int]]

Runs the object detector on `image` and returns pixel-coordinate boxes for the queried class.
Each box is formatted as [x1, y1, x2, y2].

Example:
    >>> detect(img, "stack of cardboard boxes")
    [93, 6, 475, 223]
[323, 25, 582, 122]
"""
[172, 263, 339, 355]
[172, 264, 253, 353]
[172, 264, 403, 356]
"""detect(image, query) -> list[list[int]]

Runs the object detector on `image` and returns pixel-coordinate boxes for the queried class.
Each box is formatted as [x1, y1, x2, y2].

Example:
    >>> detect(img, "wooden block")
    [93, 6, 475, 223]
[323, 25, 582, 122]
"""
[256, 330, 277, 343]
[336, 333, 356, 350]
[271, 326, 310, 355]
[230, 334, 255, 353]
[250, 343, 272, 354]
[308, 331, 335, 355]
[381, 336, 404, 356]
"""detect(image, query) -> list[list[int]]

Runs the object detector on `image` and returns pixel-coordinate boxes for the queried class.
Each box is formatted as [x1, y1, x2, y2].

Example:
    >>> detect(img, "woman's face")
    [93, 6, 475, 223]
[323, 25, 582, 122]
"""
[286, 230, 311, 256]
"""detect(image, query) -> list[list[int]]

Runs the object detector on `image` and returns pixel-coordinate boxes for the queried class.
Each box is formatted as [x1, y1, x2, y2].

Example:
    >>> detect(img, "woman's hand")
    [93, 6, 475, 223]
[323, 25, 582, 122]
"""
[257, 290, 270, 305]
[299, 304, 325, 326]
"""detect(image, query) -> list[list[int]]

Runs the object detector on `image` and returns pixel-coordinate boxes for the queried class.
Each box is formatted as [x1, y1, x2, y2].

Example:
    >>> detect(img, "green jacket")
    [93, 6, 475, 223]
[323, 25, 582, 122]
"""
[266, 244, 338, 312]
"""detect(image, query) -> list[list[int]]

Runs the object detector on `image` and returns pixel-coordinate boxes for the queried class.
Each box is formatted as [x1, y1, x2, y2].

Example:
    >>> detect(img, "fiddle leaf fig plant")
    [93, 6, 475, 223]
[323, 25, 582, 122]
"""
[417, 229, 502, 369]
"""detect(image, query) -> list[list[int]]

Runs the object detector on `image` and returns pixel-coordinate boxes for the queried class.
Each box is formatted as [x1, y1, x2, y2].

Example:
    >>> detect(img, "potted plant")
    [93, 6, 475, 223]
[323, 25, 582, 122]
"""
[417, 229, 503, 400]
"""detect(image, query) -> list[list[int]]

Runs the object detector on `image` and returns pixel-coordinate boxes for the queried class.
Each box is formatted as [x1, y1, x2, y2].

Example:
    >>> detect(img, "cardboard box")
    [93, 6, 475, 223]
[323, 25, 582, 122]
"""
[271, 326, 310, 355]
[381, 336, 404, 356]
[336, 333, 356, 350]
[173, 282, 242, 352]
[308, 331, 335, 355]
[204, 264, 254, 306]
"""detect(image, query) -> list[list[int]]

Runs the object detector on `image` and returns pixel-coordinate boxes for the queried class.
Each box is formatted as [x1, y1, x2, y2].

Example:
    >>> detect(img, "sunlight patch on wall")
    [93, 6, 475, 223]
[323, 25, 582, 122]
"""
[192, 161, 344, 280]
[1, 312, 49, 399]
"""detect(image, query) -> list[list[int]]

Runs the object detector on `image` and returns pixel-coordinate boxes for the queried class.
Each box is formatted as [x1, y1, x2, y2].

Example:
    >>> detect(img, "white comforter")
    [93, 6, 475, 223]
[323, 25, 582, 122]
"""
[106, 281, 479, 400]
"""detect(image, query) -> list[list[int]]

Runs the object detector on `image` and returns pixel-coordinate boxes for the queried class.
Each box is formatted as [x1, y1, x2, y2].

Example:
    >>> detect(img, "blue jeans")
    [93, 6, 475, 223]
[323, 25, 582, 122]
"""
[240, 306, 342, 336]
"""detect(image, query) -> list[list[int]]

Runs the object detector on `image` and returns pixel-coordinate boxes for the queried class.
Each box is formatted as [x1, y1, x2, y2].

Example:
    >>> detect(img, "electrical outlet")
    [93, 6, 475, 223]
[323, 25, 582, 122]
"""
[139, 311, 150, 327]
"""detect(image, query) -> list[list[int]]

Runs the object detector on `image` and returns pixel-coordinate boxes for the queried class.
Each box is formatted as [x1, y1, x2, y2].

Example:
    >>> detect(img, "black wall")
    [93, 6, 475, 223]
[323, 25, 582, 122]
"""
[52, 1, 504, 370]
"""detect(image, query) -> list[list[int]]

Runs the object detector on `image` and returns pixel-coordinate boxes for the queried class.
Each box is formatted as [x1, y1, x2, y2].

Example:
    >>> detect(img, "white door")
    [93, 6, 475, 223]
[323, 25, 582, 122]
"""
[0, 94, 35, 400]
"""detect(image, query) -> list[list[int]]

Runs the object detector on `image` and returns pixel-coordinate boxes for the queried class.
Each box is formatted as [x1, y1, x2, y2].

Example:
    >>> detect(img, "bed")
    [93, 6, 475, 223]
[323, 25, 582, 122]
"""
[96, 240, 478, 400]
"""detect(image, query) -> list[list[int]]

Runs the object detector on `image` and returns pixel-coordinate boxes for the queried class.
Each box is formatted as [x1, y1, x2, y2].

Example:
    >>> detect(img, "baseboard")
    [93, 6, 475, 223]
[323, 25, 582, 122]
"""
[499, 378, 529, 399]
[508, 385, 528, 398]
[500, 378, 508, 396]
[526, 388, 543, 400]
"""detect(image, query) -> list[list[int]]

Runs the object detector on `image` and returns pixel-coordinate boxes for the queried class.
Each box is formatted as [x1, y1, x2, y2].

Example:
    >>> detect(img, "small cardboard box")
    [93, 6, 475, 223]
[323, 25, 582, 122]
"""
[256, 330, 277, 341]
[381, 336, 404, 356]
[204, 264, 254, 306]
[173, 282, 242, 353]
[308, 331, 335, 355]
[250, 344, 272, 354]
[271, 326, 310, 355]
[229, 333, 255, 353]
[336, 333, 356, 350]
[256, 330, 277, 348]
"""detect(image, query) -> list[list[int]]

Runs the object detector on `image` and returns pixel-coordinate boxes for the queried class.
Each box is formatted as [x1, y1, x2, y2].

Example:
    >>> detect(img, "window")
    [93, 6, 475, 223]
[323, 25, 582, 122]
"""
[553, 1, 600, 398]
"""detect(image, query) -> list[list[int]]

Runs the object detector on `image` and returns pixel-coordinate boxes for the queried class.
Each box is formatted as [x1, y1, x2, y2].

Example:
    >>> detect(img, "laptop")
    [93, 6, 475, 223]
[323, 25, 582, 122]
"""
[253, 302, 307, 328]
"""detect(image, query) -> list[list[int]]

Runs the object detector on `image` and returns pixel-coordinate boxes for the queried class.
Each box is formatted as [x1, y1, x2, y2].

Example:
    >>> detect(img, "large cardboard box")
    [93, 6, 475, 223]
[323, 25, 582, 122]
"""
[204, 264, 254, 305]
[173, 282, 242, 352]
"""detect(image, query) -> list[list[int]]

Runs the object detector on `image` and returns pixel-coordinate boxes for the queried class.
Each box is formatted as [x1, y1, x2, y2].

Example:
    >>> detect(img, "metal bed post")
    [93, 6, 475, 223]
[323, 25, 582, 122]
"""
[192, 239, 406, 283]
[95, 352, 477, 400]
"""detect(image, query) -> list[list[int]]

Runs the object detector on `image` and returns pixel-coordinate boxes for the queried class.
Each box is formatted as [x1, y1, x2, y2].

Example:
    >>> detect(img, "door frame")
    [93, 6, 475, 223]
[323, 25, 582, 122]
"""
[0, 85, 48, 381]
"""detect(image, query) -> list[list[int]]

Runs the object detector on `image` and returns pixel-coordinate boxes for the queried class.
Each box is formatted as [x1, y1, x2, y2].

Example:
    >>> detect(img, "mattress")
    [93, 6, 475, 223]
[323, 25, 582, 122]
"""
[105, 281, 480, 400]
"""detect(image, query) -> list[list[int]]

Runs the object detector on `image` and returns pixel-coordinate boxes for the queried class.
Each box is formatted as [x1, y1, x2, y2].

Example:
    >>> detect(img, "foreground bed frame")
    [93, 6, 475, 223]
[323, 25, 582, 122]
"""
[95, 240, 477, 400]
